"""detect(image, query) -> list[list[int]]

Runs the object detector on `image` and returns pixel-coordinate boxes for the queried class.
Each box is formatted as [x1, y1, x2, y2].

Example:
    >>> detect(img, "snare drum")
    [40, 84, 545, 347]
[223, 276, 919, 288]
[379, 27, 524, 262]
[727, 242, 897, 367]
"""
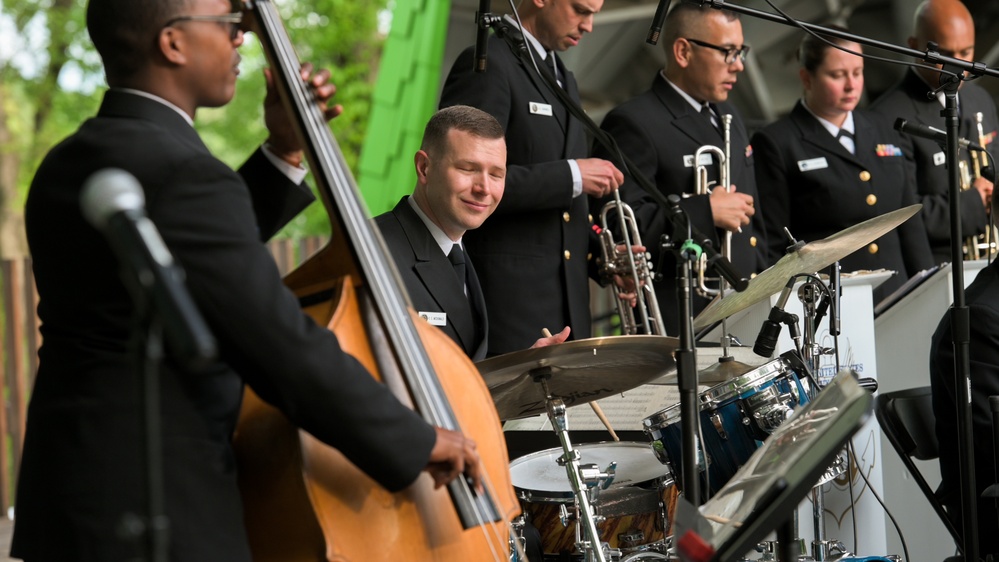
[510, 442, 677, 555]
[643, 352, 813, 497]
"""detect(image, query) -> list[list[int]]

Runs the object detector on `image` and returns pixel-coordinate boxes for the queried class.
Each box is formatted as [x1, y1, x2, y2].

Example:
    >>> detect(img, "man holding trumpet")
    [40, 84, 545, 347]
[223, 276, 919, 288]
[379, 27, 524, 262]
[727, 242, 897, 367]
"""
[594, 3, 766, 335]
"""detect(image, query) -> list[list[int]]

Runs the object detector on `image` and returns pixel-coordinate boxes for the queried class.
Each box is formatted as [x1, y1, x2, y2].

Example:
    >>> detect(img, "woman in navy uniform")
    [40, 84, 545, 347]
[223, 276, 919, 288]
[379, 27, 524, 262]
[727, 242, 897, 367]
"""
[752, 28, 933, 304]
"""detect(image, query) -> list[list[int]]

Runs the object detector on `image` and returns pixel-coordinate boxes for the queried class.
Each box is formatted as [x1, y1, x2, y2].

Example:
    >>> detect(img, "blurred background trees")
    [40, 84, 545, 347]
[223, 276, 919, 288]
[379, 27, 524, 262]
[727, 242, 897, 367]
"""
[0, 0, 390, 258]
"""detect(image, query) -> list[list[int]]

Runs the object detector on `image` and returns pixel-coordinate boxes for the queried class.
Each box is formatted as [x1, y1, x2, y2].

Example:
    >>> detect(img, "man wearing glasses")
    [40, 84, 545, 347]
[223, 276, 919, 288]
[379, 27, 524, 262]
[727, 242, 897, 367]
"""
[594, 3, 764, 334]
[11, 0, 482, 560]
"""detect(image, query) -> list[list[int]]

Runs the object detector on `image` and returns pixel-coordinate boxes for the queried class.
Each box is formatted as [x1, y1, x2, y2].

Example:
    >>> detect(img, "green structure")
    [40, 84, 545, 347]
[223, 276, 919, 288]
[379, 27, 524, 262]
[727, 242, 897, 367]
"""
[358, 0, 452, 216]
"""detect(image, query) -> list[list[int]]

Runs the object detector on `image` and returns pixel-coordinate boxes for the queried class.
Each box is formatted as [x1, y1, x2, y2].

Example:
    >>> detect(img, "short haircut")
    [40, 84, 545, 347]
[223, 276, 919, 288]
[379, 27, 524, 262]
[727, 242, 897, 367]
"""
[421, 105, 505, 156]
[798, 25, 855, 73]
[86, 0, 189, 81]
[662, 3, 739, 54]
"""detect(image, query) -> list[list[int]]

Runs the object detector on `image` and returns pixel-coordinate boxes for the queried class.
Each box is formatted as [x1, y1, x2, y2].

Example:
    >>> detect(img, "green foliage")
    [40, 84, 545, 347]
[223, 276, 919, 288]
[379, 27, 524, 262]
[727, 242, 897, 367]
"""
[197, 0, 388, 239]
[3, 0, 388, 239]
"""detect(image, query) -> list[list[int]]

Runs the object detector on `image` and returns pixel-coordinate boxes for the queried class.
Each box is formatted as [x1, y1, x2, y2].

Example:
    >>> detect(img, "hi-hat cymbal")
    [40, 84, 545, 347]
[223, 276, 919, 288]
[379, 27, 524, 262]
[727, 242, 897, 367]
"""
[693, 204, 921, 330]
[698, 356, 756, 385]
[651, 355, 755, 385]
[475, 335, 678, 421]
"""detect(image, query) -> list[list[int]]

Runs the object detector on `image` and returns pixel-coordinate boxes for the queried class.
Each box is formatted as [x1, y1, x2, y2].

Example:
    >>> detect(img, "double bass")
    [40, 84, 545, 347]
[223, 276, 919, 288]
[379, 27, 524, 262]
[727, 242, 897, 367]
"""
[231, 1, 519, 560]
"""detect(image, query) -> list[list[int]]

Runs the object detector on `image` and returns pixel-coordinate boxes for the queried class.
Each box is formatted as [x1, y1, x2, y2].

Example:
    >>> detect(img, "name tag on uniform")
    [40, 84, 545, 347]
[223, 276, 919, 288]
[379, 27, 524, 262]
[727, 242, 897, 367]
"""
[529, 102, 553, 116]
[683, 153, 714, 168]
[933, 151, 946, 166]
[418, 311, 447, 327]
[797, 157, 829, 172]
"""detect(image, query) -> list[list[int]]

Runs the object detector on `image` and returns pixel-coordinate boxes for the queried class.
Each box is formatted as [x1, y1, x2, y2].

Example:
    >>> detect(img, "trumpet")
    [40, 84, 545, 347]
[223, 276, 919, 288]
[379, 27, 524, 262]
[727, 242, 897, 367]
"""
[960, 112, 997, 260]
[598, 190, 666, 335]
[693, 114, 733, 297]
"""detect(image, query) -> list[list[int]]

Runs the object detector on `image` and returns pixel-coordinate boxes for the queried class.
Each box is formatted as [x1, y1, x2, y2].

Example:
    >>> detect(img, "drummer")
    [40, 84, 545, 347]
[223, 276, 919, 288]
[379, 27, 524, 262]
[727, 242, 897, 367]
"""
[374, 105, 570, 359]
[374, 105, 571, 562]
[751, 27, 933, 304]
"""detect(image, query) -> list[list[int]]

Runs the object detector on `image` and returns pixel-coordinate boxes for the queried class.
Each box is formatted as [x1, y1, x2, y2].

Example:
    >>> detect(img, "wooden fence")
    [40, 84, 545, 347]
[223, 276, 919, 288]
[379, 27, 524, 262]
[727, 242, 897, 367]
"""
[0, 236, 328, 516]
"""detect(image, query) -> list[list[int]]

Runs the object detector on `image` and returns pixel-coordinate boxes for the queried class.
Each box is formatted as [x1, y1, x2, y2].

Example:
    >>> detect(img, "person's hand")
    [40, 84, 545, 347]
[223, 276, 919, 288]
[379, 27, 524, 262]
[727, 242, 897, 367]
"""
[578, 158, 624, 198]
[262, 62, 344, 167]
[610, 244, 647, 307]
[974, 175, 993, 211]
[531, 326, 571, 348]
[708, 184, 755, 232]
[425, 427, 482, 493]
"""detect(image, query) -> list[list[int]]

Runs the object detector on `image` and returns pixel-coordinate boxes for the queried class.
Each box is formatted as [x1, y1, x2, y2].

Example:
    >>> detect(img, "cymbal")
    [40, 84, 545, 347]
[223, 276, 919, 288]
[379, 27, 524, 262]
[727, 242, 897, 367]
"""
[476, 335, 679, 421]
[698, 356, 756, 385]
[651, 355, 755, 386]
[693, 204, 921, 330]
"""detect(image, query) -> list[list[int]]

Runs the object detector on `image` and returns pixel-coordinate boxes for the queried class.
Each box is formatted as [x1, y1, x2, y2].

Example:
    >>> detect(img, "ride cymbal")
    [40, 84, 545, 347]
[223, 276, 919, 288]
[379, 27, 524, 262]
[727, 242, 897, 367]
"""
[693, 204, 921, 330]
[476, 335, 679, 420]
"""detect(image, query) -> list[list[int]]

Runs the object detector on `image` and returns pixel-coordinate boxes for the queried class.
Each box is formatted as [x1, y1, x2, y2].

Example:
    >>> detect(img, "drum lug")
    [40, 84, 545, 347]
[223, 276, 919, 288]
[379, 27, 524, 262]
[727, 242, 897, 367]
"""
[558, 503, 572, 528]
[754, 403, 793, 432]
[710, 412, 728, 440]
[618, 529, 646, 549]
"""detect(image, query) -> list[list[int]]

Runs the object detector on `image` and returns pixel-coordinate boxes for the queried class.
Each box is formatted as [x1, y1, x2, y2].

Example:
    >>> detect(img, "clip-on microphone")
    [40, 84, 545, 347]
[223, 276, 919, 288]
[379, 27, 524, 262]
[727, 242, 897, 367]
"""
[753, 276, 798, 358]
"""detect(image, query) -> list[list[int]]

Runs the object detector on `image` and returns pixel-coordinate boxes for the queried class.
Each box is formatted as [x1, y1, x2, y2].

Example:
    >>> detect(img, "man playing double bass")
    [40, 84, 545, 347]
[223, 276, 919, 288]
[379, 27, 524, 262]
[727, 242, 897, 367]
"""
[12, 0, 482, 560]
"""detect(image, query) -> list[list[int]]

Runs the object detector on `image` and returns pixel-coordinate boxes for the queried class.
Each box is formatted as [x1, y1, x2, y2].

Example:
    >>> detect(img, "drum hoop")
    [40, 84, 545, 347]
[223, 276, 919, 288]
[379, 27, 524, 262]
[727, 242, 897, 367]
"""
[700, 357, 793, 407]
[510, 441, 669, 498]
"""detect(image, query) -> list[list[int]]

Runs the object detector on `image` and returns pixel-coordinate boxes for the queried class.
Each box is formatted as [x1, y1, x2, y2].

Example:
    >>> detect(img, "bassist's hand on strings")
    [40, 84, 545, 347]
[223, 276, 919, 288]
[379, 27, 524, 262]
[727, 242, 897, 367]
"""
[262, 62, 344, 167]
[427, 427, 483, 493]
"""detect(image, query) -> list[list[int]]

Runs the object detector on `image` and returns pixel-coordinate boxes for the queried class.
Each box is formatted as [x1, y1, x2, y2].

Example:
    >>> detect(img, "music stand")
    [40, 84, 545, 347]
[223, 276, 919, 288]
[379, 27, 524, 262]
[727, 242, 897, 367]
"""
[673, 370, 873, 562]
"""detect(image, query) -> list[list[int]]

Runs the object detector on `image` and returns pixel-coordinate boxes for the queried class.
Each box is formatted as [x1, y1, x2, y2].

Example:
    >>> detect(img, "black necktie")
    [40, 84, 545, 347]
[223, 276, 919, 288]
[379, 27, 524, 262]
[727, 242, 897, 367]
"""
[448, 245, 467, 295]
[545, 54, 561, 88]
[837, 129, 855, 154]
[700, 104, 720, 133]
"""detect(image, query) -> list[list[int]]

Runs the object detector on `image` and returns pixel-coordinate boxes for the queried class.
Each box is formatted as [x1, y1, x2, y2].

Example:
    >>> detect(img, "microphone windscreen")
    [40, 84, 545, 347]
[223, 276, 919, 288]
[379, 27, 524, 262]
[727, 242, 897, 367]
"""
[81, 168, 145, 230]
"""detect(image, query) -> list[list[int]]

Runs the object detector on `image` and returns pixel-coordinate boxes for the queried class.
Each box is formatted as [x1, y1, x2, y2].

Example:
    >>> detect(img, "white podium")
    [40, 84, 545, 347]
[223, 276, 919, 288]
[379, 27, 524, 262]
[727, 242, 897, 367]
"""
[873, 259, 987, 562]
[703, 271, 892, 557]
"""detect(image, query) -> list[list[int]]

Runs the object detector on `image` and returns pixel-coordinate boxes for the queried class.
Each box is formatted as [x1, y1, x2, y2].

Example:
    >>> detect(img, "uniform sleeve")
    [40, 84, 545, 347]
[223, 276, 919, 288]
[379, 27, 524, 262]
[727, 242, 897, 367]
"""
[154, 155, 436, 492]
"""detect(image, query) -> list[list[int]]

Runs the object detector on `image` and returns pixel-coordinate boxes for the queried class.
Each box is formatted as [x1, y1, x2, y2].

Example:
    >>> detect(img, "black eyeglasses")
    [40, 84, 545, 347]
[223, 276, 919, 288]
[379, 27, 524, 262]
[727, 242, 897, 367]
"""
[685, 38, 750, 64]
[164, 12, 243, 41]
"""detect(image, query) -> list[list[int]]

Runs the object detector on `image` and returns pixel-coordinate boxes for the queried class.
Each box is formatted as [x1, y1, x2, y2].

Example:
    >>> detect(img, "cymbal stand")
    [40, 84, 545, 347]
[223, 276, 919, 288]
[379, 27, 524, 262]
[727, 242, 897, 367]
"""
[797, 277, 839, 561]
[534, 368, 615, 562]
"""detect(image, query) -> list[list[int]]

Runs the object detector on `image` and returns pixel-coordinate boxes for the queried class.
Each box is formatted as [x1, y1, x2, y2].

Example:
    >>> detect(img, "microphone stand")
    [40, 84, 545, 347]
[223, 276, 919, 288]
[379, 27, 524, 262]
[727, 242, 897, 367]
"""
[941, 70, 979, 562]
[683, 3, 995, 558]
[118, 295, 170, 562]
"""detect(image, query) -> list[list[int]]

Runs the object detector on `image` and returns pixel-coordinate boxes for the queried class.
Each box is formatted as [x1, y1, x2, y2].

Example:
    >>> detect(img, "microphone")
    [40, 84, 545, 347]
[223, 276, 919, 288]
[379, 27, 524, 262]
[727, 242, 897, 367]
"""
[894, 117, 984, 151]
[474, 0, 491, 72]
[753, 276, 796, 357]
[81, 168, 217, 371]
[646, 0, 672, 45]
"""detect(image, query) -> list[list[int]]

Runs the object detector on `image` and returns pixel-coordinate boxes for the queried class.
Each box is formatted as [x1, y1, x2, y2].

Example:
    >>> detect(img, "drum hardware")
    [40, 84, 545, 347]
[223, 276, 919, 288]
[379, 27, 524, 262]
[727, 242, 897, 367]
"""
[538, 374, 611, 562]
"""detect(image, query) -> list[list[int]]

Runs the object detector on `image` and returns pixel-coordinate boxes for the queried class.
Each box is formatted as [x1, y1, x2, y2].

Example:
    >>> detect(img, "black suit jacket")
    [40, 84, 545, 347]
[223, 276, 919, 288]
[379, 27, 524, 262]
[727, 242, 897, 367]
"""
[375, 198, 489, 361]
[12, 90, 436, 561]
[595, 73, 766, 334]
[930, 259, 999, 557]
[871, 69, 999, 263]
[752, 102, 934, 301]
[439, 33, 594, 355]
